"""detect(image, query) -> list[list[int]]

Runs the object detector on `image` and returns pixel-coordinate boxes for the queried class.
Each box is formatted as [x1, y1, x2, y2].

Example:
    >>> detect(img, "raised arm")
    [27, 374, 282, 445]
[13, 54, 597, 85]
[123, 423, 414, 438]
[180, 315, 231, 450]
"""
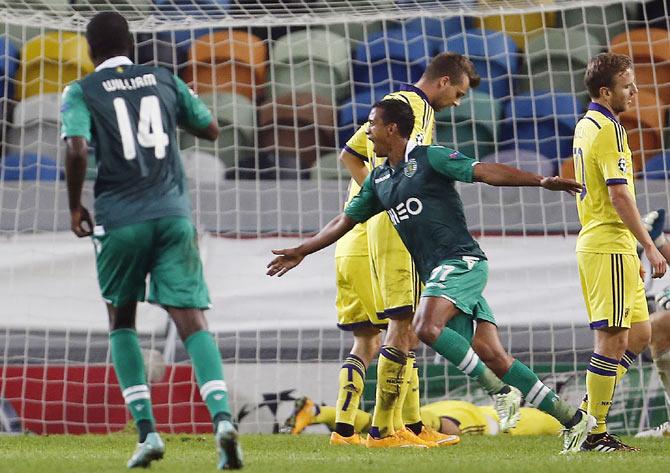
[473, 162, 582, 194]
[609, 184, 667, 278]
[266, 214, 357, 277]
[339, 148, 369, 186]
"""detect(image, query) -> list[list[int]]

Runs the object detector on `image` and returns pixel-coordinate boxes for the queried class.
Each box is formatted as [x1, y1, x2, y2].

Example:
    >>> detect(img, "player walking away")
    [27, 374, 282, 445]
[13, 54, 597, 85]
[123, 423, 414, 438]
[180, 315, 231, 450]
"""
[284, 396, 562, 438]
[267, 99, 595, 453]
[572, 53, 667, 452]
[61, 12, 242, 469]
[330, 53, 479, 448]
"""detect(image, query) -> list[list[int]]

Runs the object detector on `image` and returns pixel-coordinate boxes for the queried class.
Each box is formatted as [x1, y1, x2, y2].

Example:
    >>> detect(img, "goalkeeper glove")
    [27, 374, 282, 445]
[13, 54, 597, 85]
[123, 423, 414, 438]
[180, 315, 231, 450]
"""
[656, 286, 670, 312]
[638, 209, 667, 253]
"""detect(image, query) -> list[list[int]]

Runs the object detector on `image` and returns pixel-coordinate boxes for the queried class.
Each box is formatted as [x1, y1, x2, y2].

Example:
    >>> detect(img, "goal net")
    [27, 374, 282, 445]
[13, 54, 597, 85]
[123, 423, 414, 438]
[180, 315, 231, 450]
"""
[1, 0, 669, 435]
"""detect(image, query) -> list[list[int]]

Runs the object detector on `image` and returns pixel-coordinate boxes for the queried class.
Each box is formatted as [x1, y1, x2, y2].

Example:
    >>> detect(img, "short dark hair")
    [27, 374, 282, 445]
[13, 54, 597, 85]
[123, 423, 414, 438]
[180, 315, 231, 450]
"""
[86, 11, 133, 62]
[423, 52, 481, 88]
[584, 53, 633, 99]
[372, 99, 415, 139]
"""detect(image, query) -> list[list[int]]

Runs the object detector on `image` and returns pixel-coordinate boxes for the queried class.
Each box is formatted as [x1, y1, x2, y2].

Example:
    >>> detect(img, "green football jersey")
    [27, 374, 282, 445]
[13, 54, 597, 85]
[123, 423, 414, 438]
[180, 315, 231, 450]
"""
[60, 61, 212, 229]
[345, 144, 486, 282]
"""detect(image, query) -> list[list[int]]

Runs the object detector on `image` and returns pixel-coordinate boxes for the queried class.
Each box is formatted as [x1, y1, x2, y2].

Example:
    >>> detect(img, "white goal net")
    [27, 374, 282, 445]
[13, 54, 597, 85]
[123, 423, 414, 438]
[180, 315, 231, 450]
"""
[1, 0, 669, 435]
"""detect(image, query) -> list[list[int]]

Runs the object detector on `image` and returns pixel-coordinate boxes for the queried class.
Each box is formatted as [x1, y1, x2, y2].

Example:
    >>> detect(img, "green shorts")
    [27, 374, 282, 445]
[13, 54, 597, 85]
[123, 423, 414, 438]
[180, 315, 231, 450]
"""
[92, 216, 210, 309]
[421, 257, 496, 332]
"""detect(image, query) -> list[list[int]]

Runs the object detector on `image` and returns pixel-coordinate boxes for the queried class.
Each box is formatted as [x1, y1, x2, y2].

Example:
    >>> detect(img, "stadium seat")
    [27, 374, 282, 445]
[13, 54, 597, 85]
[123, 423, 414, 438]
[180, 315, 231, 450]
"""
[499, 92, 581, 172]
[16, 32, 94, 100]
[72, 0, 153, 19]
[404, 16, 473, 48]
[136, 31, 204, 72]
[519, 28, 603, 98]
[435, 91, 501, 160]
[559, 157, 576, 180]
[482, 149, 555, 177]
[7, 93, 63, 165]
[1, 152, 62, 181]
[179, 92, 255, 168]
[619, 90, 666, 171]
[0, 35, 20, 101]
[610, 28, 670, 106]
[476, 9, 556, 50]
[445, 29, 519, 100]
[558, 3, 638, 45]
[258, 92, 336, 176]
[310, 151, 348, 180]
[272, 29, 351, 101]
[642, 151, 670, 179]
[182, 31, 267, 101]
[352, 27, 431, 96]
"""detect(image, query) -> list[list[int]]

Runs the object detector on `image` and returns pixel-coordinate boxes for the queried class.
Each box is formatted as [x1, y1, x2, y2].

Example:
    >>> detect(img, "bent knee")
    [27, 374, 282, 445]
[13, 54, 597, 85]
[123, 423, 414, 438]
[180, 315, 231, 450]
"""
[412, 318, 441, 345]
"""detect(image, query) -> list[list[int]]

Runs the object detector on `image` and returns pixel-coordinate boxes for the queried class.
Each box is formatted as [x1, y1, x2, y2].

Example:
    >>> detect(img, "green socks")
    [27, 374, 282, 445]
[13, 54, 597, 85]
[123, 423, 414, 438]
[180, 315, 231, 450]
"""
[110, 329, 156, 438]
[185, 330, 231, 423]
[502, 359, 577, 426]
[430, 327, 505, 395]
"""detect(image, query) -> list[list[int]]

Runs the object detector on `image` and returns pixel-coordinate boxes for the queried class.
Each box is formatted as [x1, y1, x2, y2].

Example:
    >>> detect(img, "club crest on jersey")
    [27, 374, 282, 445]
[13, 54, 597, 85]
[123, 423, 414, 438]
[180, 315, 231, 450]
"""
[449, 151, 460, 159]
[618, 156, 627, 174]
[404, 159, 418, 178]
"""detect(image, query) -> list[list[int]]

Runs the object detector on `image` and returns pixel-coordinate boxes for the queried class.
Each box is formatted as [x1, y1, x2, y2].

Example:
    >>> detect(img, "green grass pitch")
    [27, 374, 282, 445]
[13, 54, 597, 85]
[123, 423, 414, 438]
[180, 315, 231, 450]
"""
[2, 433, 670, 473]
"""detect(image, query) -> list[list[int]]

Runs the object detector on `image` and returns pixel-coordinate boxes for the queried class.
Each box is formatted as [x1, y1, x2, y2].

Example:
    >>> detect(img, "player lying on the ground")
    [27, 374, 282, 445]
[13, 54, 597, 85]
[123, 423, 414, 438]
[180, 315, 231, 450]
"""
[267, 98, 594, 453]
[283, 396, 561, 440]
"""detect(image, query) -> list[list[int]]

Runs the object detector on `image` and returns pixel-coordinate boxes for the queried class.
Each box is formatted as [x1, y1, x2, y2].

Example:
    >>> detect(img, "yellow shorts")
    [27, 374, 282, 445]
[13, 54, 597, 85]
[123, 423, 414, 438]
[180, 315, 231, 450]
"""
[335, 255, 388, 331]
[367, 212, 421, 318]
[577, 252, 649, 330]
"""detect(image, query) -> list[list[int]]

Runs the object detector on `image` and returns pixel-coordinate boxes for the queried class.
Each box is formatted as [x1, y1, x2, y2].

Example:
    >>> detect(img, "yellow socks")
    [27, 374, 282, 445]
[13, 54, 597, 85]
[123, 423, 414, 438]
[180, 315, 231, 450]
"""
[335, 354, 367, 437]
[369, 345, 406, 439]
[586, 352, 618, 435]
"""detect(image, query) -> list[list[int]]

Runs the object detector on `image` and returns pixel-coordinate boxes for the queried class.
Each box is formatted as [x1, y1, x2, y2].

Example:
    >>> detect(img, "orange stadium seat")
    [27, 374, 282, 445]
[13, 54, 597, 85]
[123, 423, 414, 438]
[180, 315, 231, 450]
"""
[16, 32, 94, 100]
[619, 90, 667, 171]
[610, 28, 670, 106]
[182, 30, 267, 101]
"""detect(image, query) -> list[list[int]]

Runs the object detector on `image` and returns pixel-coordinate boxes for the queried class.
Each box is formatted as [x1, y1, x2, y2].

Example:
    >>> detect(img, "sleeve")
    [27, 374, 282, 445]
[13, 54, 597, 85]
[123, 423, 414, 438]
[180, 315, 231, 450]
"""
[344, 174, 385, 223]
[173, 75, 213, 130]
[343, 124, 369, 162]
[594, 124, 628, 185]
[60, 82, 92, 141]
[426, 146, 478, 183]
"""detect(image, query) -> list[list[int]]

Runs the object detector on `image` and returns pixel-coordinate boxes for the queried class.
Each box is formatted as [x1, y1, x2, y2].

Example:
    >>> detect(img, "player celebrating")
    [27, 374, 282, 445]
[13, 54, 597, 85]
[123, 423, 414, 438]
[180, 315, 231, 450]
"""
[267, 99, 595, 453]
[61, 12, 242, 469]
[572, 53, 667, 452]
[331, 53, 479, 448]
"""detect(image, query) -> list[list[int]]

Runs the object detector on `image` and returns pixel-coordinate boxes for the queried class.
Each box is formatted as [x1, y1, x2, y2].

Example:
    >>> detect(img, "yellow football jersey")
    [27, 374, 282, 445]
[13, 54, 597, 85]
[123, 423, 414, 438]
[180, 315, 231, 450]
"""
[478, 406, 562, 436]
[334, 179, 368, 258]
[420, 401, 490, 435]
[573, 102, 637, 255]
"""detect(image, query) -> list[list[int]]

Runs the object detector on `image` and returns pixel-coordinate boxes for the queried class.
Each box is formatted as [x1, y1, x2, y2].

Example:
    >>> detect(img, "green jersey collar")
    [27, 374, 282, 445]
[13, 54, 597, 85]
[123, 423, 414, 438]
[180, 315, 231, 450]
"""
[383, 140, 418, 170]
[95, 56, 133, 72]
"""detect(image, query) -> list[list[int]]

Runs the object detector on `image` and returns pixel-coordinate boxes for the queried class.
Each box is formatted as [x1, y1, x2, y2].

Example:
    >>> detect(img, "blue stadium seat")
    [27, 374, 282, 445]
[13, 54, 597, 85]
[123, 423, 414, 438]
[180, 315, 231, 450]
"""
[403, 16, 473, 47]
[0, 36, 20, 100]
[353, 27, 430, 96]
[1, 153, 63, 181]
[643, 152, 670, 179]
[444, 29, 519, 99]
[337, 88, 390, 147]
[499, 92, 581, 172]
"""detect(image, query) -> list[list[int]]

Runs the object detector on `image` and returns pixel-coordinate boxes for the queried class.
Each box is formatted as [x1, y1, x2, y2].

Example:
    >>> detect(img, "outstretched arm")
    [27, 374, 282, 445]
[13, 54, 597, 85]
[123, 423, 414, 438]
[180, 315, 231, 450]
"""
[473, 162, 582, 194]
[267, 214, 358, 277]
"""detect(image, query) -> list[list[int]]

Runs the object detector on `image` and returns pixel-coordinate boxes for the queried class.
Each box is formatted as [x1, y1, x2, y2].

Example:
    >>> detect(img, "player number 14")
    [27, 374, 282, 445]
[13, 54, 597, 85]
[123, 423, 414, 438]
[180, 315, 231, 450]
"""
[113, 95, 169, 160]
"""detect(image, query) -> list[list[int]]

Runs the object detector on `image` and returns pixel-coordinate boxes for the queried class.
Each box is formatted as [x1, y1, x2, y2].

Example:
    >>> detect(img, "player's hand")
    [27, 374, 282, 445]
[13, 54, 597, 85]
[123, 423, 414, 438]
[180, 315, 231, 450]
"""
[644, 245, 667, 279]
[540, 176, 582, 195]
[70, 205, 94, 237]
[656, 286, 670, 311]
[267, 248, 305, 277]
